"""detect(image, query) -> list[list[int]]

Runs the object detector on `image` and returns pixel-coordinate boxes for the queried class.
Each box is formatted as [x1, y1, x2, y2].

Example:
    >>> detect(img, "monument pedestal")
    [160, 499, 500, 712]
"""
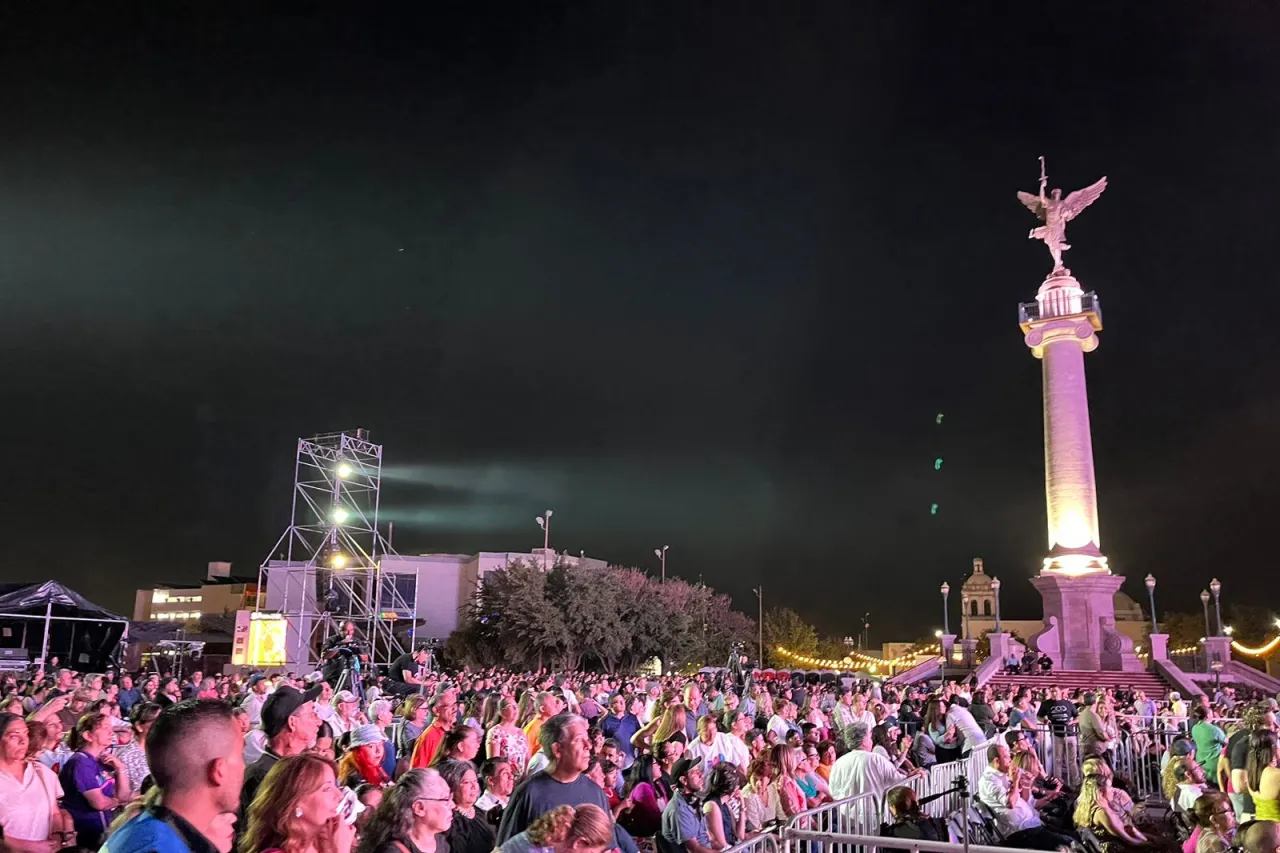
[1030, 572, 1142, 671]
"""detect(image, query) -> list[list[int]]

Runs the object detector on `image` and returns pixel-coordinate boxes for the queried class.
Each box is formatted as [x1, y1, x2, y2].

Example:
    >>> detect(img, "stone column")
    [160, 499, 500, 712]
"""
[1023, 272, 1108, 576]
[1148, 633, 1169, 662]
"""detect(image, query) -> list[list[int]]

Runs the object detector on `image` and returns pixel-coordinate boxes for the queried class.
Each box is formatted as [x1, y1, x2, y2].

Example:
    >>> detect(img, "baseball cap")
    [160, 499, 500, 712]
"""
[671, 756, 700, 783]
[261, 684, 323, 738]
[245, 674, 267, 688]
[335, 690, 359, 704]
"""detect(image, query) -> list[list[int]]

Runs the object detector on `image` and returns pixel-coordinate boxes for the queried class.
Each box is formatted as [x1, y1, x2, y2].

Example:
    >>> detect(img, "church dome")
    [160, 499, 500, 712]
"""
[1113, 591, 1143, 622]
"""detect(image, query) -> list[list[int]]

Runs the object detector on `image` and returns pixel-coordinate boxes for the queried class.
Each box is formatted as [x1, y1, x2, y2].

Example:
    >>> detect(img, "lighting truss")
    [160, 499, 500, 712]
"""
[258, 429, 418, 669]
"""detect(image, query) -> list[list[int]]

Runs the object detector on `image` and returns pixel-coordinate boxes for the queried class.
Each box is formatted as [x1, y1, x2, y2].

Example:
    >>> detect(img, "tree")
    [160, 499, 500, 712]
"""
[762, 607, 819, 667]
[1153, 611, 1208, 652]
[445, 560, 760, 673]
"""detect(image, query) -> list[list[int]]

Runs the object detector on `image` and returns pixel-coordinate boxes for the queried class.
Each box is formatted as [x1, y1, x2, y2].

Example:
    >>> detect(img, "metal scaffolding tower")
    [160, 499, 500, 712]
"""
[257, 429, 418, 669]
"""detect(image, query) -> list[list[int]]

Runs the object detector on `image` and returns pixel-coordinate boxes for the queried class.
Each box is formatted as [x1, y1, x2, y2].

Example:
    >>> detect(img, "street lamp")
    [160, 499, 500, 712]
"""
[654, 545, 669, 584]
[1210, 578, 1223, 637]
[1210, 657, 1225, 692]
[940, 582, 950, 636]
[535, 510, 553, 570]
[1145, 574, 1158, 634]
[752, 587, 764, 669]
[991, 576, 1003, 634]
[1200, 590, 1212, 641]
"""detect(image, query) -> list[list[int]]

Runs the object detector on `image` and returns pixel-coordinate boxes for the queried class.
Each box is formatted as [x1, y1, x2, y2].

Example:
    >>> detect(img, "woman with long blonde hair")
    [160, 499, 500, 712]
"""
[241, 753, 356, 853]
[1073, 772, 1153, 851]
[632, 704, 687, 755]
[515, 691, 538, 728]
[769, 744, 805, 819]
[496, 804, 614, 853]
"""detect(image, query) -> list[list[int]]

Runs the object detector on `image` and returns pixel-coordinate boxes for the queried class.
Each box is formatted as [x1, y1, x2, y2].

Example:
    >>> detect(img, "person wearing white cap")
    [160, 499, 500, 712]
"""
[330, 690, 363, 737]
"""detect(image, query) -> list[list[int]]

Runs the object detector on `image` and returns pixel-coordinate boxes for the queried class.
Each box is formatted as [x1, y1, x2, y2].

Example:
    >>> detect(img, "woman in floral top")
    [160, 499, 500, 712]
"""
[114, 702, 161, 791]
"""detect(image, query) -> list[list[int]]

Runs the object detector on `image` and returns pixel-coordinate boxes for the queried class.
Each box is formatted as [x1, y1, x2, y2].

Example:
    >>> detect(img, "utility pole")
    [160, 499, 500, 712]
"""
[752, 586, 764, 668]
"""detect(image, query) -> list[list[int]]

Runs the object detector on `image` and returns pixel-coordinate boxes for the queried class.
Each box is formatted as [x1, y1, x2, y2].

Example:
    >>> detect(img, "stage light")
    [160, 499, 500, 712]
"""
[330, 552, 348, 568]
[332, 507, 349, 524]
[337, 463, 353, 479]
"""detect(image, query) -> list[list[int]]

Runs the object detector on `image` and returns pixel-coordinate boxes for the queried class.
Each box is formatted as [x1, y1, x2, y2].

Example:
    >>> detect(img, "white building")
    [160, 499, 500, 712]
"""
[262, 548, 608, 665]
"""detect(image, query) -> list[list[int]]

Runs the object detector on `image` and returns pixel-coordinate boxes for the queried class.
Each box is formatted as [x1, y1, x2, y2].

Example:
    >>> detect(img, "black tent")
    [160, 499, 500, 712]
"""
[0, 581, 128, 671]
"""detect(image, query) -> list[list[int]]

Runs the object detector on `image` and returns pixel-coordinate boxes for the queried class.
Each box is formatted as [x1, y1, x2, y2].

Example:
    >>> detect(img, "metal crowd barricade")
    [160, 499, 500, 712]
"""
[784, 791, 880, 853]
[1024, 716, 1242, 801]
[783, 748, 993, 853]
[726, 830, 782, 853]
[785, 830, 1041, 853]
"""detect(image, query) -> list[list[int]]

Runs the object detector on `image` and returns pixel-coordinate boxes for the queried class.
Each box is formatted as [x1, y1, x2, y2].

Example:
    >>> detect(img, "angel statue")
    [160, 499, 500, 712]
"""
[1018, 157, 1107, 274]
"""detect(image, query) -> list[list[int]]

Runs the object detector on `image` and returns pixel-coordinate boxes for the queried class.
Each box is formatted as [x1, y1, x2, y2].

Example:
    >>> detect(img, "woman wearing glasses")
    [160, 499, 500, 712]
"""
[356, 768, 455, 853]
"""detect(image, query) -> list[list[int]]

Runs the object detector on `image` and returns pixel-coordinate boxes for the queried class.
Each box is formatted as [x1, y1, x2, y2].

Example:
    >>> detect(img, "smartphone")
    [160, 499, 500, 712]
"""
[336, 787, 364, 826]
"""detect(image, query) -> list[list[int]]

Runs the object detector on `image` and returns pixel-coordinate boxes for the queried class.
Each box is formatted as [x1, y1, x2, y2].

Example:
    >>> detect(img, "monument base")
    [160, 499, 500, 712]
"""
[1029, 572, 1143, 672]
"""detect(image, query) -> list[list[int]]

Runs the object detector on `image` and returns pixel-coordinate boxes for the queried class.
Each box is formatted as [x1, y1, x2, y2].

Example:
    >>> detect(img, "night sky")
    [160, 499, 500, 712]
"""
[2, 4, 1278, 639]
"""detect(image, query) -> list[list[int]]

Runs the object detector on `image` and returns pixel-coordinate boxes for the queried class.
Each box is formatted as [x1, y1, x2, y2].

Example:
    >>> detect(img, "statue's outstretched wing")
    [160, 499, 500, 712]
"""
[1060, 176, 1107, 221]
[1017, 191, 1046, 220]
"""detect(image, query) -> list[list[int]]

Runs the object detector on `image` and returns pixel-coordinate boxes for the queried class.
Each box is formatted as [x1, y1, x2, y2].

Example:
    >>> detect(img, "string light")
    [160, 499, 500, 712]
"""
[772, 644, 939, 669]
[1232, 636, 1280, 657]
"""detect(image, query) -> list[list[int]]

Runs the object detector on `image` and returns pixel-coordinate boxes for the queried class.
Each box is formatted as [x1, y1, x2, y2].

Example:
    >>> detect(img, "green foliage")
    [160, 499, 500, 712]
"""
[445, 560, 755, 673]
[762, 607, 820, 667]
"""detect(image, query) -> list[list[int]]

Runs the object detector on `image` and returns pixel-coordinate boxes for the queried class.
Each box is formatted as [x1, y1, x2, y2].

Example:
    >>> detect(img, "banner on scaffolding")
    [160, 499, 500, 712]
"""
[232, 611, 287, 667]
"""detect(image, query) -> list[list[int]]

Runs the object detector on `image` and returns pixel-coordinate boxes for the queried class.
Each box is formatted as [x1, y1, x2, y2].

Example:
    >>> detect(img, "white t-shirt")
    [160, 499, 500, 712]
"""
[244, 728, 269, 765]
[977, 766, 1043, 835]
[767, 715, 791, 742]
[829, 748, 902, 802]
[687, 732, 750, 774]
[242, 691, 267, 726]
[946, 705, 987, 750]
[0, 761, 64, 841]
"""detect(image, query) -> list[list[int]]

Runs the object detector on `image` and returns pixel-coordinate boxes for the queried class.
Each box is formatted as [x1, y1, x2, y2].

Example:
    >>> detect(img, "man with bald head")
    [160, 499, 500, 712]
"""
[103, 699, 246, 853]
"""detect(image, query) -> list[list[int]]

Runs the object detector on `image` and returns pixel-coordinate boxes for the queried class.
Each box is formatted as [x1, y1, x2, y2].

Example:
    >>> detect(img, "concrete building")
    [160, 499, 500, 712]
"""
[133, 562, 263, 625]
[260, 548, 608, 666]
[371, 549, 607, 638]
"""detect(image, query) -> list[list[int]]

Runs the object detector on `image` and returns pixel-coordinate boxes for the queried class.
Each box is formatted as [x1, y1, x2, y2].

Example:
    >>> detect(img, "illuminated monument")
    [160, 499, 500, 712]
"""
[1016, 159, 1141, 671]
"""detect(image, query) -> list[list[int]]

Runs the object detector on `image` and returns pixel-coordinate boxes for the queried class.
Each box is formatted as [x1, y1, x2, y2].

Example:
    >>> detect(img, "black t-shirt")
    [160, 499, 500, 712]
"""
[1038, 699, 1078, 736]
[1228, 729, 1252, 771]
[388, 653, 417, 684]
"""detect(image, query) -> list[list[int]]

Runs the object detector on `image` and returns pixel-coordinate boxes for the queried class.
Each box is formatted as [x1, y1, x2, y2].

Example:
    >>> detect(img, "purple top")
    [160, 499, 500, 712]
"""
[59, 751, 117, 836]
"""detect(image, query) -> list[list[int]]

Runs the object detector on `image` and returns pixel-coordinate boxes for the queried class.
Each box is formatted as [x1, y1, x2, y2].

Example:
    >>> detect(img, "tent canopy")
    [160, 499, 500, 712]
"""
[0, 581, 128, 622]
[0, 581, 127, 670]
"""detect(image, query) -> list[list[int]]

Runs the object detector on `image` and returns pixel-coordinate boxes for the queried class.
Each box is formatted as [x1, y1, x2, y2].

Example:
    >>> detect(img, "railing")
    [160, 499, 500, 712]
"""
[785, 791, 881, 853]
[727, 831, 782, 853]
[785, 830, 1041, 853]
[1018, 291, 1101, 325]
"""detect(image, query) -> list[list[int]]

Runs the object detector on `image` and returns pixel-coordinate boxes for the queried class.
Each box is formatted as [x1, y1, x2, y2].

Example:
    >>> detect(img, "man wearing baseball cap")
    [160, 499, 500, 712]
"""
[237, 684, 322, 820]
[660, 756, 712, 853]
[239, 674, 271, 727]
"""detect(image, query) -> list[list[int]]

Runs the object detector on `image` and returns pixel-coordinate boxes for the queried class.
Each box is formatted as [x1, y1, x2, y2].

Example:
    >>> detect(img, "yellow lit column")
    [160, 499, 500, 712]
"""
[1022, 272, 1107, 575]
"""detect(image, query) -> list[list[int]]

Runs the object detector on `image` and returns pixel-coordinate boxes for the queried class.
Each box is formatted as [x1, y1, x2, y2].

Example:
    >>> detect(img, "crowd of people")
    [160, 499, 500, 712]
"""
[2, 650, 1280, 853]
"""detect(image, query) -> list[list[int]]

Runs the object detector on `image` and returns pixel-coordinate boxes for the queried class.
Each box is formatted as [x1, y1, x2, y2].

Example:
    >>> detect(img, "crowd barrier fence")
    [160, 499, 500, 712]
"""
[783, 829, 1042, 853]
[759, 711, 1212, 853]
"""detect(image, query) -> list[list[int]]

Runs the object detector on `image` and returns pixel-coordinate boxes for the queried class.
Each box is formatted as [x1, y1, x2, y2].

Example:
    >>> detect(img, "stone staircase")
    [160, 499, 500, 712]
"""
[983, 668, 1172, 696]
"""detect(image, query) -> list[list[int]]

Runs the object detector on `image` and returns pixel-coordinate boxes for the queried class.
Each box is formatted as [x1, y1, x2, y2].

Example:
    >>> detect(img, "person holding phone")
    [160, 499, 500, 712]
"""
[59, 711, 132, 849]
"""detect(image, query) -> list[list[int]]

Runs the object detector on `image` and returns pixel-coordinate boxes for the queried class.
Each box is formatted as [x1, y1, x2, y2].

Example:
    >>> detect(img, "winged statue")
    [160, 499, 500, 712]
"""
[1018, 157, 1107, 274]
